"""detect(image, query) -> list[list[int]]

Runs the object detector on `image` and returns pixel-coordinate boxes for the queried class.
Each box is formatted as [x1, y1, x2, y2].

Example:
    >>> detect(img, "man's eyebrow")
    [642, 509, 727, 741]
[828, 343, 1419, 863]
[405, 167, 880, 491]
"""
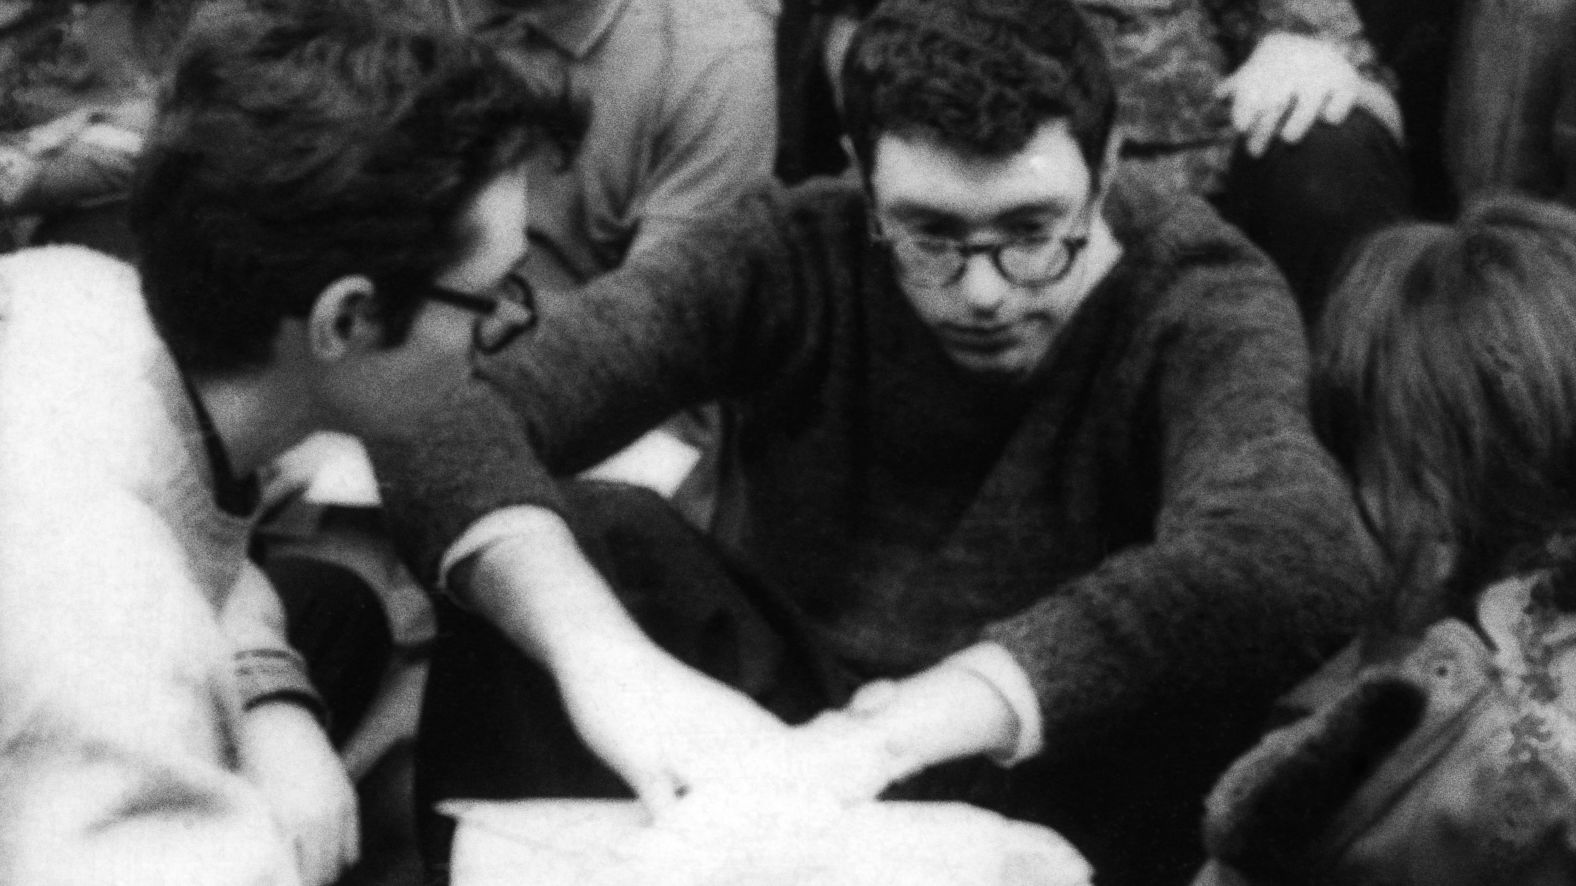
[883, 202, 965, 226]
[993, 201, 1074, 223]
[883, 199, 1075, 227]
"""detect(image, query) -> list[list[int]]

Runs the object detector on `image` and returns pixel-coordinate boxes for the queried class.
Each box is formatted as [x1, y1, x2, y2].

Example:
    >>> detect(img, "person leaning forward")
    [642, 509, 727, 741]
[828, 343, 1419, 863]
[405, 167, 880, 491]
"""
[366, 0, 1375, 883]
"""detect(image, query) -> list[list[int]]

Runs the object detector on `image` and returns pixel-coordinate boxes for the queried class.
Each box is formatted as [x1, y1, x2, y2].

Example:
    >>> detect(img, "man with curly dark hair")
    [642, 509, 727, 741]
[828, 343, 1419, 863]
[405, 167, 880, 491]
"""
[369, 0, 1373, 882]
[0, 1, 578, 883]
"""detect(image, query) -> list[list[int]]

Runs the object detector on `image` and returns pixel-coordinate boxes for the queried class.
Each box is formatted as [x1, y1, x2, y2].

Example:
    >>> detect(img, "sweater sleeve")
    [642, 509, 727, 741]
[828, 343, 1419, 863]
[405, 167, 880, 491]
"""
[981, 240, 1372, 765]
[366, 181, 844, 587]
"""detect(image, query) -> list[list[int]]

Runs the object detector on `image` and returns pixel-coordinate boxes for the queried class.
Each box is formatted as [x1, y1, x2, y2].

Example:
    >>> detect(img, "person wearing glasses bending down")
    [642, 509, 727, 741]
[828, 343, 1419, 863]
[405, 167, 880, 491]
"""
[0, 2, 574, 884]
[367, 0, 1372, 883]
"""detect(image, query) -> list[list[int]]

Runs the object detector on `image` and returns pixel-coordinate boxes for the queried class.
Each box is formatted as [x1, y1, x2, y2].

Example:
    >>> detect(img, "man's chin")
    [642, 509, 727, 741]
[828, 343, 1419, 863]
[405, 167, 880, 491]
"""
[945, 349, 1037, 384]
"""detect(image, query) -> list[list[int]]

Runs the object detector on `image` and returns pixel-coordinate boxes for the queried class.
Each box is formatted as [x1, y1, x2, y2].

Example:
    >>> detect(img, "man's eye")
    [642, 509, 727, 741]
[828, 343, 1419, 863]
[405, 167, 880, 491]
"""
[908, 236, 955, 256]
[1003, 222, 1054, 240]
[1009, 233, 1056, 249]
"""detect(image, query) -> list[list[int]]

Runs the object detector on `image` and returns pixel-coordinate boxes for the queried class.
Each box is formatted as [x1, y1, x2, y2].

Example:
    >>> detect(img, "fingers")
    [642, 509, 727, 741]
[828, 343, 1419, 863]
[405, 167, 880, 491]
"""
[1228, 78, 1295, 158]
[1355, 80, 1405, 142]
[1241, 96, 1289, 159]
[1320, 84, 1356, 127]
[293, 828, 332, 886]
[628, 768, 684, 820]
[288, 803, 359, 886]
[1278, 90, 1326, 146]
[341, 802, 362, 872]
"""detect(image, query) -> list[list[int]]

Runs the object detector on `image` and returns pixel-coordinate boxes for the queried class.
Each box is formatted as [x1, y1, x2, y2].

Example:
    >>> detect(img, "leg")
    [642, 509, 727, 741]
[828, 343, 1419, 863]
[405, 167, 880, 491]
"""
[1219, 110, 1411, 323]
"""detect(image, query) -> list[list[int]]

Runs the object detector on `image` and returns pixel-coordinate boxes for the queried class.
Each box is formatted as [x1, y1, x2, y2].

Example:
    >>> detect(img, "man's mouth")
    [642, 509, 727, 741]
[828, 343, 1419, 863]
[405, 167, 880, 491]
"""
[939, 324, 1018, 353]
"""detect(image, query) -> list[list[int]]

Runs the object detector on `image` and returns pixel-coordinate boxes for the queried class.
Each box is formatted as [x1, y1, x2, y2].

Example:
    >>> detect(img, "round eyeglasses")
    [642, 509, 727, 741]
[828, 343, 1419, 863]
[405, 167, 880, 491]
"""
[422, 271, 536, 353]
[877, 229, 1091, 289]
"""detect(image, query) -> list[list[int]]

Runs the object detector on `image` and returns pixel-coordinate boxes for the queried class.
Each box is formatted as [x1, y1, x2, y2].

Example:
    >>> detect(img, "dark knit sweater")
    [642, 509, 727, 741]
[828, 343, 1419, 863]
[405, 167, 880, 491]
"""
[373, 175, 1371, 770]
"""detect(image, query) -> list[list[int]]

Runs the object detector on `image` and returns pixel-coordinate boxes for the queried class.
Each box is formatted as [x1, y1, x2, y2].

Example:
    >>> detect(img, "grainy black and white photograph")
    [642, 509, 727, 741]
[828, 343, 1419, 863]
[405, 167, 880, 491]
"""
[2, 0, 1574, 884]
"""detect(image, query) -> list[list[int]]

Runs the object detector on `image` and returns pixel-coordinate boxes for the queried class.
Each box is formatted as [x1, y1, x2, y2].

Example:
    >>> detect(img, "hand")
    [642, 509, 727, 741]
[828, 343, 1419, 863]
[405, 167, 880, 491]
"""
[237, 703, 359, 886]
[788, 661, 1023, 803]
[1216, 32, 1369, 157]
[555, 640, 799, 815]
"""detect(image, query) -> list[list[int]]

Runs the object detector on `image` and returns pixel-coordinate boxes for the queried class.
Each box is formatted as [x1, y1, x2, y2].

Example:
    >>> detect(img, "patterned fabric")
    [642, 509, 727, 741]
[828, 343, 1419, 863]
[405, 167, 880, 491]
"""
[1198, 570, 1576, 886]
[1077, 0, 1387, 195]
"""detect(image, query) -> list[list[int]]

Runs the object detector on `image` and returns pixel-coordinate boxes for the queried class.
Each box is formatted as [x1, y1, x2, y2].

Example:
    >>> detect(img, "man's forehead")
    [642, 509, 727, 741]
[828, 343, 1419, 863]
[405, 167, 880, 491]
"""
[869, 121, 1094, 221]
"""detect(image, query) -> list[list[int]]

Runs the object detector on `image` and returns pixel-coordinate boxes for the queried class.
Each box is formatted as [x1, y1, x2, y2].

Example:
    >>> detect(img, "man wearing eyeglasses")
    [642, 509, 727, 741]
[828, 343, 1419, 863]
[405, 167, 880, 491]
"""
[0, 3, 572, 884]
[372, 0, 1372, 882]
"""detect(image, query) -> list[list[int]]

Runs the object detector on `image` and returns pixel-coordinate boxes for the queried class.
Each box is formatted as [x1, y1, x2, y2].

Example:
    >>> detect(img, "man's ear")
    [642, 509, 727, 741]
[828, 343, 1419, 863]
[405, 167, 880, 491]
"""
[307, 275, 381, 361]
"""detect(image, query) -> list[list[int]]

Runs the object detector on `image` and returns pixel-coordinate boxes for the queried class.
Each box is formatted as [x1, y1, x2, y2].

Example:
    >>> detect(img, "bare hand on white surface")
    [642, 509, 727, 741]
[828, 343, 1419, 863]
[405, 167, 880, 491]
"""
[1217, 32, 1394, 157]
[789, 661, 1021, 803]
[237, 702, 359, 886]
[556, 640, 803, 816]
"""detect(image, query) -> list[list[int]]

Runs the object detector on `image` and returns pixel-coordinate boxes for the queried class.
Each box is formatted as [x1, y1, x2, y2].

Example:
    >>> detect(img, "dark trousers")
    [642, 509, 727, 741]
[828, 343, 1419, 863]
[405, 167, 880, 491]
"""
[415, 482, 1254, 886]
[267, 554, 394, 748]
[1217, 110, 1412, 324]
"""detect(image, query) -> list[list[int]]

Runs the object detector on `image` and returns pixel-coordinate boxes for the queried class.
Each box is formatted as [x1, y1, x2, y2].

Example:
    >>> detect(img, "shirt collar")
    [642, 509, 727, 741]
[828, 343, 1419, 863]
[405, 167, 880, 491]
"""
[178, 372, 260, 517]
[456, 0, 630, 59]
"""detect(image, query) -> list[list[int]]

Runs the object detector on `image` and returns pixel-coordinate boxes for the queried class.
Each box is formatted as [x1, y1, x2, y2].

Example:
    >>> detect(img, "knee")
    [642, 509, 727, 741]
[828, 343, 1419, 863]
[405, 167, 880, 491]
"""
[1234, 110, 1409, 228]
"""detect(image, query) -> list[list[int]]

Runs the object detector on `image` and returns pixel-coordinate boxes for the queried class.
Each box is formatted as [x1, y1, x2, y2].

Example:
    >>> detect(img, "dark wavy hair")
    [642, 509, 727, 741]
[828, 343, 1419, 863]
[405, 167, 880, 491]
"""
[840, 0, 1114, 179]
[1313, 194, 1576, 631]
[132, 0, 583, 375]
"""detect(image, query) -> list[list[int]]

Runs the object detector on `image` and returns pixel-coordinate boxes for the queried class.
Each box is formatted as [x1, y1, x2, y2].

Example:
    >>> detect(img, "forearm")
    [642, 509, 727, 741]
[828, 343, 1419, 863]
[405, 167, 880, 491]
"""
[449, 507, 656, 672]
[221, 564, 325, 719]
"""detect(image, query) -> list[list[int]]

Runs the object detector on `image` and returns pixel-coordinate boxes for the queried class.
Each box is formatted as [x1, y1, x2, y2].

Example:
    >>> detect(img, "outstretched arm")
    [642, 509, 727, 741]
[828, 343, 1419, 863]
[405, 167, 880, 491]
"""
[449, 508, 800, 813]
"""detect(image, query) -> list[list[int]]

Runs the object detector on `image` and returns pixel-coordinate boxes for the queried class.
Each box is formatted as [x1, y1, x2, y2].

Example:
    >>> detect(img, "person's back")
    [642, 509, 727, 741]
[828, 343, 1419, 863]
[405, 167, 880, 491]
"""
[1195, 193, 1576, 885]
[0, 245, 295, 884]
[430, 0, 776, 289]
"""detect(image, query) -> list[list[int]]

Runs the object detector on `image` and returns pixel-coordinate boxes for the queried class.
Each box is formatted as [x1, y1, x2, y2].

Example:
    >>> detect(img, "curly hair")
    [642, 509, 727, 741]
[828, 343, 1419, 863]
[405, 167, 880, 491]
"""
[839, 0, 1114, 179]
[131, 0, 583, 375]
[1313, 194, 1576, 630]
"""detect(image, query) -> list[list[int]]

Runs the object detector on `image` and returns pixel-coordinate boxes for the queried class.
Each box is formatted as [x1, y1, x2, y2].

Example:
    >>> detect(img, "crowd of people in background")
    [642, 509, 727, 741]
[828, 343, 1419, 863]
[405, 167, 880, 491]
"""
[1, 1, 1575, 885]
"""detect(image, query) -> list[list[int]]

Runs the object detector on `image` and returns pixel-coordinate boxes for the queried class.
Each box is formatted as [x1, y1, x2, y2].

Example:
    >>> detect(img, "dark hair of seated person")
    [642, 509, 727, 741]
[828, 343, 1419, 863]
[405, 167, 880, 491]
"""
[1312, 193, 1576, 631]
[838, 0, 1116, 181]
[131, 0, 584, 377]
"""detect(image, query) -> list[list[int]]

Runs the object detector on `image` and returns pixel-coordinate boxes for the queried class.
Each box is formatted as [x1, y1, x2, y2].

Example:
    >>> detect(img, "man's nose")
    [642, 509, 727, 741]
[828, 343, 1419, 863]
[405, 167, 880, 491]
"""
[958, 253, 1011, 315]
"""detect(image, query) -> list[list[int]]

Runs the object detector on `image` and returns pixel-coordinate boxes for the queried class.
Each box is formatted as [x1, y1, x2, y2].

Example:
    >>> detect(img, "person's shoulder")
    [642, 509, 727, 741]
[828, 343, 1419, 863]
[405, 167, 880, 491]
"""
[1105, 174, 1269, 273]
[627, 0, 774, 51]
[0, 244, 142, 323]
[1103, 174, 1297, 326]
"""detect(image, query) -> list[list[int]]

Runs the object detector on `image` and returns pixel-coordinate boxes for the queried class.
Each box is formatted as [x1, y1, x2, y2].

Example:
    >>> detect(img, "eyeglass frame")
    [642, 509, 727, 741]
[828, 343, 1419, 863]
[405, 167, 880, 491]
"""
[421, 271, 537, 353]
[871, 211, 1094, 290]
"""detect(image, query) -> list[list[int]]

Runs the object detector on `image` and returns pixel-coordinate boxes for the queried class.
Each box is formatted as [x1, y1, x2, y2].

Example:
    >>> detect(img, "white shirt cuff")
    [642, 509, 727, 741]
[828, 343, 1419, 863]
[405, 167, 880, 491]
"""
[437, 506, 551, 597]
[942, 642, 1045, 766]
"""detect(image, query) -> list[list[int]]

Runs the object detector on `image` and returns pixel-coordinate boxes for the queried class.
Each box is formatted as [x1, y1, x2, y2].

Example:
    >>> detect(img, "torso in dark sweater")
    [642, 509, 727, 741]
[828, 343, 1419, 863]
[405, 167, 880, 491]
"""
[427, 176, 1369, 746]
